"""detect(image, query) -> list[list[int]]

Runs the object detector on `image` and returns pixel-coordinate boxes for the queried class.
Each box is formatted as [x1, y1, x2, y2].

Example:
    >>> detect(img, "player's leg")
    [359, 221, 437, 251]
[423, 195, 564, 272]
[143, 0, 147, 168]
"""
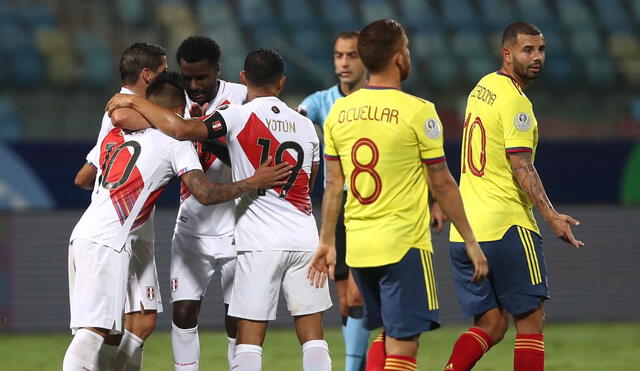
[377, 248, 440, 371]
[228, 250, 285, 371]
[350, 266, 384, 371]
[169, 232, 217, 371]
[443, 240, 506, 371]
[219, 256, 239, 367]
[344, 270, 369, 371]
[505, 227, 548, 371]
[114, 240, 162, 371]
[282, 251, 333, 371]
[65, 239, 129, 371]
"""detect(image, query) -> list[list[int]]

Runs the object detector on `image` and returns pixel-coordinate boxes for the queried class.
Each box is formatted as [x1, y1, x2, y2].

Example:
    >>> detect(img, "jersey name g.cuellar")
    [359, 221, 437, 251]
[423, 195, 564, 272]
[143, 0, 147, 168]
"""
[71, 128, 202, 251]
[176, 80, 247, 237]
[202, 96, 320, 251]
[323, 87, 445, 268]
[450, 72, 540, 243]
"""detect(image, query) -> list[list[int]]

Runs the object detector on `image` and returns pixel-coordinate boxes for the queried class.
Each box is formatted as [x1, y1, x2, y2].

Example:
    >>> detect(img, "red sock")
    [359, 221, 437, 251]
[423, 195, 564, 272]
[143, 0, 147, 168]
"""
[365, 332, 386, 371]
[514, 333, 544, 371]
[444, 327, 492, 370]
[384, 354, 417, 371]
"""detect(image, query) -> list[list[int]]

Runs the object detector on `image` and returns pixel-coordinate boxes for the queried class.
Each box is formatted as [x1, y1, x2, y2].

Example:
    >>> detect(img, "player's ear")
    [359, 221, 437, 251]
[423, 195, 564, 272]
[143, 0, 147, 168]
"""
[141, 67, 153, 84]
[502, 47, 512, 65]
[276, 75, 286, 93]
[240, 70, 248, 86]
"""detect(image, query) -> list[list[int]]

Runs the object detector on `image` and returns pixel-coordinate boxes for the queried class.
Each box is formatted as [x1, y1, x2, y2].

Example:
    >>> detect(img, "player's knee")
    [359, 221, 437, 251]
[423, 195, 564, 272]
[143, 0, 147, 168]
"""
[172, 300, 199, 329]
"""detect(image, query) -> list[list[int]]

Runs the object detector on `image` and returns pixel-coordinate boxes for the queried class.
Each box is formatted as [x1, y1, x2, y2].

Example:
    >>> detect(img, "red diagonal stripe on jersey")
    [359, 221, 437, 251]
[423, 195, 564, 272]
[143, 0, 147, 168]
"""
[236, 113, 311, 215]
[101, 129, 144, 225]
[133, 186, 166, 229]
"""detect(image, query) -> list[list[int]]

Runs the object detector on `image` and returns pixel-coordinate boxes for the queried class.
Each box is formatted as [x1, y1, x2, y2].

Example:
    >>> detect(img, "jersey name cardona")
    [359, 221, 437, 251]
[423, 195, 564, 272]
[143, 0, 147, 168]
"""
[470, 84, 497, 106]
[337, 105, 399, 124]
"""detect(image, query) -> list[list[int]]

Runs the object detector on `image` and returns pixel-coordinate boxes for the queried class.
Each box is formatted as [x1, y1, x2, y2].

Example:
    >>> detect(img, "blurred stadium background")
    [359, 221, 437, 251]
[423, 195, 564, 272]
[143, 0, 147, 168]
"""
[0, 0, 639, 367]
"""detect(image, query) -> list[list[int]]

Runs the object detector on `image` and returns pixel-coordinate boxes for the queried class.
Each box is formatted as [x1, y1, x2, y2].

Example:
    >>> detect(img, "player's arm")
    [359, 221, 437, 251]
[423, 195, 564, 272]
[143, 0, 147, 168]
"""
[106, 94, 208, 141]
[74, 162, 97, 190]
[308, 159, 343, 287]
[202, 138, 231, 167]
[427, 181, 448, 233]
[427, 161, 488, 282]
[110, 107, 153, 131]
[309, 163, 320, 194]
[508, 152, 584, 247]
[180, 156, 292, 205]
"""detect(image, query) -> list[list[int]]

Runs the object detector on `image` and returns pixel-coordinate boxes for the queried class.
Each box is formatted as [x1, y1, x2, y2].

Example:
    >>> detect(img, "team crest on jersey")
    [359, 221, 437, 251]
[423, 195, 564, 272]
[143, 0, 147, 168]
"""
[514, 112, 531, 131]
[423, 118, 442, 139]
[271, 106, 280, 114]
[171, 278, 179, 293]
[146, 286, 155, 300]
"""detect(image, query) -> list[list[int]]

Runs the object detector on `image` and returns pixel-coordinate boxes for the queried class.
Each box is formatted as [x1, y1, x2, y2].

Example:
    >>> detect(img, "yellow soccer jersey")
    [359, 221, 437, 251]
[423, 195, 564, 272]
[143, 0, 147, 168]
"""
[450, 72, 540, 243]
[323, 86, 445, 267]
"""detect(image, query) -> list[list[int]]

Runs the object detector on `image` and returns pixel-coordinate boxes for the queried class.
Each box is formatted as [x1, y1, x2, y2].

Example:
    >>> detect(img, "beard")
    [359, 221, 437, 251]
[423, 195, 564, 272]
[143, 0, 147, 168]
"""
[514, 60, 542, 82]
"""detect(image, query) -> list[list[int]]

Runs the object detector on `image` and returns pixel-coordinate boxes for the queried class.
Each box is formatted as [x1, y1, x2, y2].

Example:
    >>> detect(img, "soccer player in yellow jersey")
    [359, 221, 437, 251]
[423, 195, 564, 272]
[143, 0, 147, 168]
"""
[308, 19, 488, 371]
[443, 22, 584, 371]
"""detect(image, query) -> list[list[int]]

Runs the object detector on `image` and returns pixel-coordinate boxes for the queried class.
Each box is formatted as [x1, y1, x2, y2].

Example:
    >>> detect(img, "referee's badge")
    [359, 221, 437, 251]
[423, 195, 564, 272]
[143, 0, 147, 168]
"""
[424, 118, 442, 139]
[514, 112, 531, 131]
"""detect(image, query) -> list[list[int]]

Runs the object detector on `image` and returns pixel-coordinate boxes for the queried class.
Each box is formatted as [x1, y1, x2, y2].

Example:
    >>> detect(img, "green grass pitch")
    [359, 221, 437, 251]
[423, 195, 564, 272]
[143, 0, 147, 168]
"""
[1, 322, 637, 370]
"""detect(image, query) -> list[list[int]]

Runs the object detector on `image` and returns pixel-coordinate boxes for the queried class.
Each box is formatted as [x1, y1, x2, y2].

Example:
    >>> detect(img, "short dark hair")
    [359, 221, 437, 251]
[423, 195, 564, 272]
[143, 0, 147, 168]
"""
[119, 43, 166, 85]
[243, 48, 285, 87]
[333, 30, 359, 49]
[176, 36, 221, 65]
[146, 71, 186, 110]
[502, 22, 542, 46]
[358, 19, 405, 73]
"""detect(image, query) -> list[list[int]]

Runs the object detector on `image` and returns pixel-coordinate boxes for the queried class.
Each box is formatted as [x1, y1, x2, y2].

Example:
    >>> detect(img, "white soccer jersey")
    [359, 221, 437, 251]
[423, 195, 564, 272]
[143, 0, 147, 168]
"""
[71, 128, 202, 251]
[175, 80, 247, 237]
[203, 96, 320, 251]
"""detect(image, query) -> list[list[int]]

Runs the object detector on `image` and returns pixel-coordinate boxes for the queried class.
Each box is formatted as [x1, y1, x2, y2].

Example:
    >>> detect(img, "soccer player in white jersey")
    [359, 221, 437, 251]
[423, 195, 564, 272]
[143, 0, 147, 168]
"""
[172, 36, 247, 370]
[107, 49, 333, 371]
[64, 71, 291, 371]
[73, 42, 169, 371]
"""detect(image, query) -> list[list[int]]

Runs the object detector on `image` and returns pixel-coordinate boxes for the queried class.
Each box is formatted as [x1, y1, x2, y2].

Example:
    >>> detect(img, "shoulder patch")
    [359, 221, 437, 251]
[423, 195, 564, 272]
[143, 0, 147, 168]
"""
[514, 112, 531, 132]
[217, 104, 229, 110]
[271, 105, 280, 114]
[423, 118, 442, 139]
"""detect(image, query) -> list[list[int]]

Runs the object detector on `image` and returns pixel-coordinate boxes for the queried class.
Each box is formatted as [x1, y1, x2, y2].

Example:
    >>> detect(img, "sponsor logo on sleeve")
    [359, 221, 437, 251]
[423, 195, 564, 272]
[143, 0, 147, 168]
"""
[514, 112, 531, 131]
[423, 118, 442, 139]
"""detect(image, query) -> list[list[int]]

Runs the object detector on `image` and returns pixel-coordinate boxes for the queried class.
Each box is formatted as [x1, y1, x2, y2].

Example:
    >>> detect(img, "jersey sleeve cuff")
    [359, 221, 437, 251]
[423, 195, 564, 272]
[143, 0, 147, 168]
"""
[505, 147, 533, 153]
[422, 156, 446, 165]
[177, 167, 200, 177]
[324, 154, 340, 161]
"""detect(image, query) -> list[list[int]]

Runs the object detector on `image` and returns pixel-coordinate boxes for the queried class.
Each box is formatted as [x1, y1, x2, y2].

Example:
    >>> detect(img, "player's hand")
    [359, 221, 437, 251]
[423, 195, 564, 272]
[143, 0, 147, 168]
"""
[430, 201, 448, 234]
[247, 156, 292, 190]
[549, 213, 584, 248]
[307, 242, 336, 287]
[465, 241, 489, 282]
[189, 102, 210, 117]
[106, 93, 137, 116]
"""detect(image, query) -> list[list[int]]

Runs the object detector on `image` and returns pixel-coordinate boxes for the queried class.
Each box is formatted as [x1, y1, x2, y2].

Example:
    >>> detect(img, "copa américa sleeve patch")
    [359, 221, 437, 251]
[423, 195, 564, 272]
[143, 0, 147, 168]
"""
[513, 112, 532, 132]
[423, 118, 442, 139]
[203, 111, 228, 139]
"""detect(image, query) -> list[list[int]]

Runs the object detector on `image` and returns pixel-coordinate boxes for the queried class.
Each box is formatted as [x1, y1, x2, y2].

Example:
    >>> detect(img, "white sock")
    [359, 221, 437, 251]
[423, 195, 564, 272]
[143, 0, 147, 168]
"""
[63, 329, 104, 371]
[231, 344, 262, 371]
[302, 340, 331, 371]
[171, 322, 199, 370]
[227, 337, 237, 369]
[98, 343, 118, 370]
[113, 330, 145, 371]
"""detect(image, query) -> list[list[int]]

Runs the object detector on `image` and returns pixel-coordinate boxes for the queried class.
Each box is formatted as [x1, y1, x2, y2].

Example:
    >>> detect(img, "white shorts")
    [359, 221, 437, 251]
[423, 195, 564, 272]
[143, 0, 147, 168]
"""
[125, 239, 163, 313]
[68, 239, 129, 334]
[228, 250, 332, 321]
[170, 231, 236, 303]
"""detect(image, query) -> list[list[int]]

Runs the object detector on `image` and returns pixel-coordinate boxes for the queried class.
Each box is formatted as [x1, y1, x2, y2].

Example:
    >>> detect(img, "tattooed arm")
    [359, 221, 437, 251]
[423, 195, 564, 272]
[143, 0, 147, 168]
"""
[509, 151, 584, 247]
[427, 161, 488, 282]
[180, 158, 292, 205]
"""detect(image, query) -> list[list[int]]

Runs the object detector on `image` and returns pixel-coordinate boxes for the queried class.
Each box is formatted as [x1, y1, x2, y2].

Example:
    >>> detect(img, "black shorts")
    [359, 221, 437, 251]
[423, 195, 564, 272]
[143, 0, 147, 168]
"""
[334, 191, 348, 281]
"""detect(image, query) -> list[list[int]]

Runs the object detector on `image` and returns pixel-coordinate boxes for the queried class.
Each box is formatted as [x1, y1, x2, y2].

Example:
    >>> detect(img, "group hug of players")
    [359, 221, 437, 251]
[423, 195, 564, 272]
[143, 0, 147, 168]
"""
[63, 17, 583, 371]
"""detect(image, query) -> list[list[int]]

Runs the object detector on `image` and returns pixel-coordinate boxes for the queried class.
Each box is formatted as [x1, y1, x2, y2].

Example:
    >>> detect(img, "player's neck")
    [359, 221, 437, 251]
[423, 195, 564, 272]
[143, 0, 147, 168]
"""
[367, 72, 401, 90]
[123, 82, 146, 96]
[498, 66, 529, 91]
[247, 87, 278, 102]
[339, 77, 366, 96]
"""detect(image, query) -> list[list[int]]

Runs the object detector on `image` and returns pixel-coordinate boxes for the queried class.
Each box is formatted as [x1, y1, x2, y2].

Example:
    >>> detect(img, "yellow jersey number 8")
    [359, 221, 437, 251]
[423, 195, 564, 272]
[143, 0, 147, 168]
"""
[350, 138, 382, 205]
